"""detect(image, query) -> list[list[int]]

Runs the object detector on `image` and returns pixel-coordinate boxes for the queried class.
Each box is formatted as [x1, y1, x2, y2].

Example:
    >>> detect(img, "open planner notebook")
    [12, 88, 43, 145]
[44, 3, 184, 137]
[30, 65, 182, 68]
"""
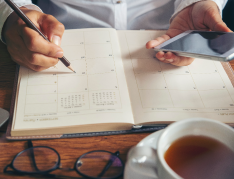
[6, 28, 234, 140]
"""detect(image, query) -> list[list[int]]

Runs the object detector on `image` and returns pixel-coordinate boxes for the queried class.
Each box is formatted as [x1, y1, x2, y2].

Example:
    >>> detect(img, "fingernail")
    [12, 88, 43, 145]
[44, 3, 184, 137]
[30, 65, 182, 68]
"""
[56, 51, 63, 57]
[166, 59, 173, 63]
[158, 57, 165, 61]
[52, 35, 61, 46]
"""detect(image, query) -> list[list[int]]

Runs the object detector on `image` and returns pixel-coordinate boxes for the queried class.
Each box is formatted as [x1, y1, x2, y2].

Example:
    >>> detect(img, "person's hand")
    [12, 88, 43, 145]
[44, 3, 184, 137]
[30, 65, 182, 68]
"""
[2, 7, 65, 71]
[146, 0, 232, 66]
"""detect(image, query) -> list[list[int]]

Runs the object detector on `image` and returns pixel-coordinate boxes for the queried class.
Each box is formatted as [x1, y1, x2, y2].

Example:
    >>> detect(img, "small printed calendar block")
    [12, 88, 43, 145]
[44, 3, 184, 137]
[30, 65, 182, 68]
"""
[89, 90, 121, 109]
[58, 93, 89, 111]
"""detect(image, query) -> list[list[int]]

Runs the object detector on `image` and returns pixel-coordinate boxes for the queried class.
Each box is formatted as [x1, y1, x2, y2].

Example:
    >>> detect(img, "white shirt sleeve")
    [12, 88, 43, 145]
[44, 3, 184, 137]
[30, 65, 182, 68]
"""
[171, 0, 228, 23]
[0, 0, 42, 43]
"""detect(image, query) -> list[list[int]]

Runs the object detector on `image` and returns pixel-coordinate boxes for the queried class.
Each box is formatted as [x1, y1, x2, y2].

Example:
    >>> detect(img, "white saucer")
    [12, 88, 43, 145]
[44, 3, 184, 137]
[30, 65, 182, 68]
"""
[124, 130, 164, 179]
[137, 129, 164, 149]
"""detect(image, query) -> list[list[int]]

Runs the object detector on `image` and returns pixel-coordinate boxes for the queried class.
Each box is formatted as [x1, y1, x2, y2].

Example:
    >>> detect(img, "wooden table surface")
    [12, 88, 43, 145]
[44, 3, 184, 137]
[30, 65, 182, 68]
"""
[1, 40, 234, 179]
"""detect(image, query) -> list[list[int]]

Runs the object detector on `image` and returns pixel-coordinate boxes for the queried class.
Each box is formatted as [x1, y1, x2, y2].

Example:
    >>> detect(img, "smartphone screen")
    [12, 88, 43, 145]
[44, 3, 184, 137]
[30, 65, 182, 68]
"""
[161, 31, 234, 56]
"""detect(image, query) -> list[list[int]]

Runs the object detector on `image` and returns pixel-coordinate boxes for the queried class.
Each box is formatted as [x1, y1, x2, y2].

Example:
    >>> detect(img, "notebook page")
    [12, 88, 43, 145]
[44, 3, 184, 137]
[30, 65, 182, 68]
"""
[118, 30, 234, 124]
[12, 28, 134, 131]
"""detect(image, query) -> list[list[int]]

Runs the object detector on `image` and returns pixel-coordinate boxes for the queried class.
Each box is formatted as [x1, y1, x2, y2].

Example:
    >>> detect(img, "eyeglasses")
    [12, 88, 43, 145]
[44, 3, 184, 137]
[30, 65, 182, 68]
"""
[4, 140, 124, 179]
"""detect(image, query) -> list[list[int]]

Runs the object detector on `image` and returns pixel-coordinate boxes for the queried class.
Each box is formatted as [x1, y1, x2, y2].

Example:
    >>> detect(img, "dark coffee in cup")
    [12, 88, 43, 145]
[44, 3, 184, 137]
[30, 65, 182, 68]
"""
[164, 135, 234, 179]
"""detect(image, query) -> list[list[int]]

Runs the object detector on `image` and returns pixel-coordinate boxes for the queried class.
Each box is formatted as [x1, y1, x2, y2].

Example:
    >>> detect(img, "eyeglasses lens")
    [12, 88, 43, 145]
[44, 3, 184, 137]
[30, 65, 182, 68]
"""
[76, 151, 123, 178]
[13, 147, 59, 173]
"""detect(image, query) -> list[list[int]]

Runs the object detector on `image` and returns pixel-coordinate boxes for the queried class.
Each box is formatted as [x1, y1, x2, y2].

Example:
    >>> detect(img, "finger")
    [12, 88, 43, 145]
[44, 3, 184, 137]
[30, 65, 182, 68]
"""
[7, 34, 59, 68]
[164, 52, 194, 66]
[212, 20, 232, 32]
[156, 51, 165, 61]
[10, 47, 59, 70]
[29, 64, 49, 72]
[21, 26, 64, 58]
[205, 7, 232, 32]
[156, 51, 177, 64]
[164, 52, 175, 63]
[7, 45, 50, 72]
[13, 58, 48, 72]
[146, 34, 170, 49]
[156, 51, 173, 64]
[26, 52, 59, 67]
[39, 14, 65, 46]
[159, 52, 174, 64]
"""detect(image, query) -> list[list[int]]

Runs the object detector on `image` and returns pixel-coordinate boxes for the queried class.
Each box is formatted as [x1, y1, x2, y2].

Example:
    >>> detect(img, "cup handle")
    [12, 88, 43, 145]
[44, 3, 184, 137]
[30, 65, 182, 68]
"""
[124, 146, 158, 179]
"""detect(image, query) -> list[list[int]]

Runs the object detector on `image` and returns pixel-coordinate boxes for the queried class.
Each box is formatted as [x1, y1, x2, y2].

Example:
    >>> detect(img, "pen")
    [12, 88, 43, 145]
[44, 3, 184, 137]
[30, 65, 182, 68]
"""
[4, 0, 76, 73]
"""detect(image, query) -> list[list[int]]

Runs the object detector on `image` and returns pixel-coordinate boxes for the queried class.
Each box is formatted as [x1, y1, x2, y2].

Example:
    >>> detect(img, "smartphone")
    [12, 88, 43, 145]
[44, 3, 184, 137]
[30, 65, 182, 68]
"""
[154, 30, 234, 62]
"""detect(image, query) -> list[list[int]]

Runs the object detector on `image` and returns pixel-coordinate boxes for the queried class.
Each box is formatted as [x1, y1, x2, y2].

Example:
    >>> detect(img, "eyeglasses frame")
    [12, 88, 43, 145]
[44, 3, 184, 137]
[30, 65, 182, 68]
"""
[4, 140, 124, 179]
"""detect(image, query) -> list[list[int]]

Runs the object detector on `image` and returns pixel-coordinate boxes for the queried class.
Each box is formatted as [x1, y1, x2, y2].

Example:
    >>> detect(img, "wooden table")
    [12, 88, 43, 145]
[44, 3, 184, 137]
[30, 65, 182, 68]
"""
[1, 41, 234, 179]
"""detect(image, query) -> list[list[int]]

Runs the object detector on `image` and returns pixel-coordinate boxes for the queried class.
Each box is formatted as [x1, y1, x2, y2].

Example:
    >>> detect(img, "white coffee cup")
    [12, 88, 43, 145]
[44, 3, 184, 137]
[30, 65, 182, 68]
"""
[124, 118, 234, 179]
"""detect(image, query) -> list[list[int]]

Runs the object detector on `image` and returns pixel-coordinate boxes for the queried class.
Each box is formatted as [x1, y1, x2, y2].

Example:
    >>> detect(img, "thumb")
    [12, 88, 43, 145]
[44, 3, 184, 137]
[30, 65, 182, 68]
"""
[205, 11, 232, 32]
[211, 20, 232, 32]
[39, 14, 65, 46]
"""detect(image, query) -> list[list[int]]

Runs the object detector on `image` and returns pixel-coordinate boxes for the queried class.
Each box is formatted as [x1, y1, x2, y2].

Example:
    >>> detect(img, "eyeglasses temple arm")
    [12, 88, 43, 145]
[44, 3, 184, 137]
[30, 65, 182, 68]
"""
[27, 140, 40, 171]
[27, 140, 33, 148]
[97, 151, 120, 178]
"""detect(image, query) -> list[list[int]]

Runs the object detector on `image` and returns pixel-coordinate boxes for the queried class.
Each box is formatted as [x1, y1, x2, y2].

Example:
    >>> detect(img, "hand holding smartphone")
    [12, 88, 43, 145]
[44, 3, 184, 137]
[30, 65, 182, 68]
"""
[154, 30, 234, 62]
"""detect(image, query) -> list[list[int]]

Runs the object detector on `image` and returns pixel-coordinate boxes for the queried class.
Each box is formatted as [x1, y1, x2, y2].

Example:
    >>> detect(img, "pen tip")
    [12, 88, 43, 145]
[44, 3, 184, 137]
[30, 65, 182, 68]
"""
[74, 71, 76, 73]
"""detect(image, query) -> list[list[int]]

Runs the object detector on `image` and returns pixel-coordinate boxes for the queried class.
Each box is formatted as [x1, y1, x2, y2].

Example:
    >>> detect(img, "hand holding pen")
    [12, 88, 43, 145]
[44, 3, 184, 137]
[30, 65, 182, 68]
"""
[3, 0, 75, 72]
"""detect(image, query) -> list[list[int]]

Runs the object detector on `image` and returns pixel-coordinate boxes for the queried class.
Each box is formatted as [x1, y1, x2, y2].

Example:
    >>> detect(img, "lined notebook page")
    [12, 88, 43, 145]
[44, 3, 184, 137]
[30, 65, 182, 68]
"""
[118, 30, 234, 124]
[12, 28, 134, 131]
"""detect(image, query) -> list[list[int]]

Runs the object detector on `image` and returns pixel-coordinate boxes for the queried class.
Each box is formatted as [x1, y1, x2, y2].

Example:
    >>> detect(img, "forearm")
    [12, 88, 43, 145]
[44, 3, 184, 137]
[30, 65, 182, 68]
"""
[0, 0, 42, 43]
[171, 0, 228, 22]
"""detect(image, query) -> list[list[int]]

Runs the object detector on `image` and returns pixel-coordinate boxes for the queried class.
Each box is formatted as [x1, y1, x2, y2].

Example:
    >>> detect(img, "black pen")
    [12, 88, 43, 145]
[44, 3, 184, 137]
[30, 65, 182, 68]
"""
[4, 0, 76, 73]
